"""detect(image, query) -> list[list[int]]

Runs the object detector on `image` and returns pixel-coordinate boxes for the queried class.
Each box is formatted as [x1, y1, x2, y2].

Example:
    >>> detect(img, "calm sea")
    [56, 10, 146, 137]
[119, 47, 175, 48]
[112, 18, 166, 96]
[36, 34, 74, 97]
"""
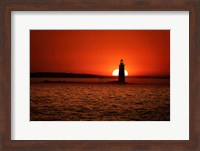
[30, 76, 170, 121]
[30, 76, 170, 85]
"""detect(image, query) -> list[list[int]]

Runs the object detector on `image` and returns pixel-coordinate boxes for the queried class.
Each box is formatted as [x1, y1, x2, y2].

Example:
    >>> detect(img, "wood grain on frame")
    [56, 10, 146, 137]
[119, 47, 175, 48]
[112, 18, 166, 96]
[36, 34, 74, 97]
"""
[0, 0, 200, 151]
[0, 5, 3, 151]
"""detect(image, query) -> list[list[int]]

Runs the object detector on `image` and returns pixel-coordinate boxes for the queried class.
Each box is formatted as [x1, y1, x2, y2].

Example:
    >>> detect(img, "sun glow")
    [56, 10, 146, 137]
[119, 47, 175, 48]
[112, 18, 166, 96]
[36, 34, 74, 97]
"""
[112, 69, 128, 76]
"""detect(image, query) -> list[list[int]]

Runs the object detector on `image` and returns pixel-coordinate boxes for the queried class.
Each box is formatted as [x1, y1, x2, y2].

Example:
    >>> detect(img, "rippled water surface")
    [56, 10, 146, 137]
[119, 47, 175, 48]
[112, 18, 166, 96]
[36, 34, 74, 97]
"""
[31, 81, 170, 121]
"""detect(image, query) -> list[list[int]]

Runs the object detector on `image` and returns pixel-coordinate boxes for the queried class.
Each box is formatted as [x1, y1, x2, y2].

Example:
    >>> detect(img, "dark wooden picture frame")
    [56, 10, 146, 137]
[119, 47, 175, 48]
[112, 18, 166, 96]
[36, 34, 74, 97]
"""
[0, 0, 199, 150]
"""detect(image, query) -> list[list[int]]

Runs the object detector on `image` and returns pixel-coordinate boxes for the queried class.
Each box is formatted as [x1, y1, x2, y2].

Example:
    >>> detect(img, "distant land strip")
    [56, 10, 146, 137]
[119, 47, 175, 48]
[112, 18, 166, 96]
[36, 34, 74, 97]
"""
[30, 72, 106, 78]
[30, 72, 170, 79]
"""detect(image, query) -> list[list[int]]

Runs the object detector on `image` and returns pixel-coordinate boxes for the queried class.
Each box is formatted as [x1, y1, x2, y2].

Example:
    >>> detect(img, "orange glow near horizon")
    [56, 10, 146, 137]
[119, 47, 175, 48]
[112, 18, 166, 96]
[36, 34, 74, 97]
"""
[30, 30, 170, 76]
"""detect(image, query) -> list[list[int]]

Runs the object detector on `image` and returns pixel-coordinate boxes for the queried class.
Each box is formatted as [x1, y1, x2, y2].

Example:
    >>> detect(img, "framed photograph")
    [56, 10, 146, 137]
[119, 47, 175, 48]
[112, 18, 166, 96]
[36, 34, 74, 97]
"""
[30, 29, 170, 121]
[1, 0, 199, 151]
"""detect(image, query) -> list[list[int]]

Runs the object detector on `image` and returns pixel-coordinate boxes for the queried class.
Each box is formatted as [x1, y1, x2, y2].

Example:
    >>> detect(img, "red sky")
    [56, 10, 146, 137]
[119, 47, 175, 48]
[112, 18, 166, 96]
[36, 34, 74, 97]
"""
[30, 30, 170, 76]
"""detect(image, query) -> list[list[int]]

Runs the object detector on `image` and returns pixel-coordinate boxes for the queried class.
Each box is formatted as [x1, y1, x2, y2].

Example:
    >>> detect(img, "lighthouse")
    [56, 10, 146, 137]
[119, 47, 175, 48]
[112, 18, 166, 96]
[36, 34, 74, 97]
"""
[118, 59, 125, 83]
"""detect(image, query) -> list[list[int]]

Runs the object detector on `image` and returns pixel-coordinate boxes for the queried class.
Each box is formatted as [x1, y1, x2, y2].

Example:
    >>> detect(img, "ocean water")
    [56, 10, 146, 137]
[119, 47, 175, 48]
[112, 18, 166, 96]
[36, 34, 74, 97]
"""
[30, 76, 169, 84]
[30, 77, 170, 121]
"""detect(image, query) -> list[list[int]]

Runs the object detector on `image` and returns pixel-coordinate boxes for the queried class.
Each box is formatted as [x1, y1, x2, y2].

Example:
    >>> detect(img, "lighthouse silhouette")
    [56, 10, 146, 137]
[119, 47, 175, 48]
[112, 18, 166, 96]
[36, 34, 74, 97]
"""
[118, 59, 125, 83]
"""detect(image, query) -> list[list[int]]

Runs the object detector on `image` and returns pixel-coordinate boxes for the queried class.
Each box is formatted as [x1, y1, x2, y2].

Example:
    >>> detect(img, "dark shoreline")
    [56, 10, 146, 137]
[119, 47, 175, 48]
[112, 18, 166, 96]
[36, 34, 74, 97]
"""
[30, 72, 170, 79]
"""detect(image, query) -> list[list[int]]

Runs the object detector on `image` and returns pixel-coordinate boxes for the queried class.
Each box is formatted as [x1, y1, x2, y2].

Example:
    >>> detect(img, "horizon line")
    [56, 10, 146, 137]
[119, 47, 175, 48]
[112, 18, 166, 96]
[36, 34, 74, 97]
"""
[30, 72, 170, 77]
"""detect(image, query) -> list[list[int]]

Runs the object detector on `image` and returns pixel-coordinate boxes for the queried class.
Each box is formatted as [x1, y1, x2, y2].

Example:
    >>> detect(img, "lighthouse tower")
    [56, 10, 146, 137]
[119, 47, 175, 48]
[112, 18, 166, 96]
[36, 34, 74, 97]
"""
[118, 59, 125, 83]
